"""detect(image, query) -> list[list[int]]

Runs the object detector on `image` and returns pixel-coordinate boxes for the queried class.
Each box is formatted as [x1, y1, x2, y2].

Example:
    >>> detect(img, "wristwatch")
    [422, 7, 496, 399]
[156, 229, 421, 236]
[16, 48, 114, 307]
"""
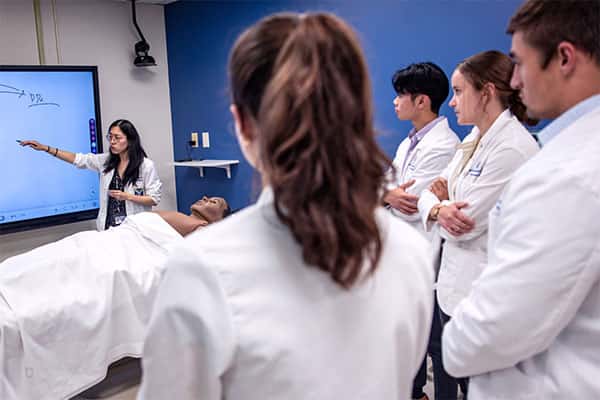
[430, 205, 441, 221]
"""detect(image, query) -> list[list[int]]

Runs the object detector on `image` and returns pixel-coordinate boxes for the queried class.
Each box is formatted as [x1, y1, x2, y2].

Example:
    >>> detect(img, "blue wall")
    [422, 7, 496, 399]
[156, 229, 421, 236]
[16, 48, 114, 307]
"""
[165, 0, 522, 212]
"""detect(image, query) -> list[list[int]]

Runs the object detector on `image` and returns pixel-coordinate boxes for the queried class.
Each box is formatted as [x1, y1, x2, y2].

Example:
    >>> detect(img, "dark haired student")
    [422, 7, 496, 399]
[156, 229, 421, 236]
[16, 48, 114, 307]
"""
[385, 63, 459, 242]
[138, 12, 434, 400]
[384, 62, 459, 400]
[20, 119, 161, 230]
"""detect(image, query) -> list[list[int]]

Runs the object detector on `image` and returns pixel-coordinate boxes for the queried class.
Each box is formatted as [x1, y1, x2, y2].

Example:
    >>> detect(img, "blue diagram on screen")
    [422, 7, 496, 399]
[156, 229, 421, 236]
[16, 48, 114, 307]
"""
[0, 69, 100, 226]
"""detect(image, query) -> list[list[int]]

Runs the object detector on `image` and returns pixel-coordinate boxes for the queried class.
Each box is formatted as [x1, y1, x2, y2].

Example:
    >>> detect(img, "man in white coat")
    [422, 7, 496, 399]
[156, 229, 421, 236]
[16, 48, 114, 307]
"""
[442, 1, 600, 398]
[384, 62, 459, 241]
[383, 62, 459, 400]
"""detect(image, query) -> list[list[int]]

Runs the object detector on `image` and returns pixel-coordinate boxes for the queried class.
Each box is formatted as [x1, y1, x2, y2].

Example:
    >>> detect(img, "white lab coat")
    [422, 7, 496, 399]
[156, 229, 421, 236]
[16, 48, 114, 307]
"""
[73, 152, 162, 230]
[418, 110, 539, 315]
[387, 117, 460, 239]
[138, 188, 434, 400]
[442, 98, 600, 399]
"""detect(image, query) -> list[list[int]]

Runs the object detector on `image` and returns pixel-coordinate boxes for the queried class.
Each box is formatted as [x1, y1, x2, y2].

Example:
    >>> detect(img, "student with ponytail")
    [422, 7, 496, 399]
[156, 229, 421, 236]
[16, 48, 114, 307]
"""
[417, 50, 540, 400]
[138, 12, 434, 400]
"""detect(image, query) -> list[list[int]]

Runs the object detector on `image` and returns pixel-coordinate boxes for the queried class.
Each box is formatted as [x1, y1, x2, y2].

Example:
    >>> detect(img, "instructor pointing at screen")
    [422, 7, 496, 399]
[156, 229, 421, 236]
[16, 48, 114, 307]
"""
[20, 119, 161, 231]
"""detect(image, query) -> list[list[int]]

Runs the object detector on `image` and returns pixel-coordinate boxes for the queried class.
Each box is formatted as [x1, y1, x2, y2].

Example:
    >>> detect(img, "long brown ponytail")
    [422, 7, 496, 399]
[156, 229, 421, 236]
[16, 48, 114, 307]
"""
[229, 13, 390, 288]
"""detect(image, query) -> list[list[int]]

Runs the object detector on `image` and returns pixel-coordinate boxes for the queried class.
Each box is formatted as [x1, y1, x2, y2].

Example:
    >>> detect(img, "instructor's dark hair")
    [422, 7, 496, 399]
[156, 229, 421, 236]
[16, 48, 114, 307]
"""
[103, 119, 148, 187]
[392, 62, 449, 114]
[229, 13, 390, 288]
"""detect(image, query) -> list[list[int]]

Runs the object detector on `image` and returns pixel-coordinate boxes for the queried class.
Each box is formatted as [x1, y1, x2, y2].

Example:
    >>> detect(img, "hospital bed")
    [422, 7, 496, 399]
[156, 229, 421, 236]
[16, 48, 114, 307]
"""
[0, 213, 182, 400]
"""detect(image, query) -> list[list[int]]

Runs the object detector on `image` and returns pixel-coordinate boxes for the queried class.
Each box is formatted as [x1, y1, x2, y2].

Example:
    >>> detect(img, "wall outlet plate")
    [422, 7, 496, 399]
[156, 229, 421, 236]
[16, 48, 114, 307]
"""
[202, 131, 210, 148]
[190, 132, 199, 148]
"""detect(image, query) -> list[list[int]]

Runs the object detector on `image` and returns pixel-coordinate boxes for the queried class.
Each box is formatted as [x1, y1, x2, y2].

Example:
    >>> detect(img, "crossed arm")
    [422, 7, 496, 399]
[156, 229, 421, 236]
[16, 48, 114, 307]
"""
[385, 145, 457, 221]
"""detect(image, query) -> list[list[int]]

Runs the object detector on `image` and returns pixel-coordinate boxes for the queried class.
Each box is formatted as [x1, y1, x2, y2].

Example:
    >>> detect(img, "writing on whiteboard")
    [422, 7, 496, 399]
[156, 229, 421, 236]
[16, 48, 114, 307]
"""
[0, 83, 60, 108]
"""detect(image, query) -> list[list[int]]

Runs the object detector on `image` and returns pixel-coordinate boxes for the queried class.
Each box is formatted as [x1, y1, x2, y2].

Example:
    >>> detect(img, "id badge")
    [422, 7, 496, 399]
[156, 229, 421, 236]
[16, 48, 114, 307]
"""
[134, 179, 145, 196]
[467, 168, 482, 177]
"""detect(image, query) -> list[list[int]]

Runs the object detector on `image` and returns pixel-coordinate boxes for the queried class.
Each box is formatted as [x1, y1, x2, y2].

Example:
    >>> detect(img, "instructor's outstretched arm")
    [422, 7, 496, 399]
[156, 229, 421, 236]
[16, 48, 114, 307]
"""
[19, 140, 76, 164]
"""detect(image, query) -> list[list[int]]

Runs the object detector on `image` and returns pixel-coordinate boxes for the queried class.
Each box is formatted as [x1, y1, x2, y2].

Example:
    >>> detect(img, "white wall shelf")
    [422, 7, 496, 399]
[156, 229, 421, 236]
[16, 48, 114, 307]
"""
[172, 159, 239, 179]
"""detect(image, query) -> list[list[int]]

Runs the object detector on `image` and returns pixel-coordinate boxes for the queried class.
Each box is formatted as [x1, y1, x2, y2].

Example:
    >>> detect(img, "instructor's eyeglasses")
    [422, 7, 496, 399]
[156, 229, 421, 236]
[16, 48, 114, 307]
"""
[106, 134, 126, 142]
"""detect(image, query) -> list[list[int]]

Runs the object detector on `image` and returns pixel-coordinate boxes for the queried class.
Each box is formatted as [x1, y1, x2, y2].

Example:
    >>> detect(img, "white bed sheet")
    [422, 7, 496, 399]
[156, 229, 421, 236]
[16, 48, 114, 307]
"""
[0, 212, 182, 400]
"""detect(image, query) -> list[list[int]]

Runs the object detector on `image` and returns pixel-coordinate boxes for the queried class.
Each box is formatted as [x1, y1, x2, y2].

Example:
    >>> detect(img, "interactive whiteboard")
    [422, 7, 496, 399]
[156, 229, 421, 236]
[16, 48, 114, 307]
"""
[0, 66, 102, 234]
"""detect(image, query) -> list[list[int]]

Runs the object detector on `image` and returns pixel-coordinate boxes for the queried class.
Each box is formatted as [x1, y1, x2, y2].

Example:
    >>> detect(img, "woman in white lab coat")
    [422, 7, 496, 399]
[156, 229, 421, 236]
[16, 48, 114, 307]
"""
[20, 119, 161, 230]
[138, 12, 434, 400]
[417, 50, 539, 400]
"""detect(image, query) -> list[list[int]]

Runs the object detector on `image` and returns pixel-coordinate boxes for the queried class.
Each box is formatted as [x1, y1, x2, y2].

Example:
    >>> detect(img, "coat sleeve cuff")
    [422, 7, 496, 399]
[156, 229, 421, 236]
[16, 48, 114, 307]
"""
[418, 190, 440, 232]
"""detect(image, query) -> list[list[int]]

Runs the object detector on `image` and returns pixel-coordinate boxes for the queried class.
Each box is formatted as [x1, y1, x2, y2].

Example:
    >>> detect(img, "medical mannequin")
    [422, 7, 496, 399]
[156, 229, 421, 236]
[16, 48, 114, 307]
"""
[0, 195, 228, 399]
[154, 196, 229, 236]
[138, 12, 434, 400]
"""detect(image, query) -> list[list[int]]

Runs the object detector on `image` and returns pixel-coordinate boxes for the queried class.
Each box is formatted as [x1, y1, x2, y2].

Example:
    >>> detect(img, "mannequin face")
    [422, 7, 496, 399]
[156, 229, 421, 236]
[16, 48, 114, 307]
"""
[190, 196, 228, 222]
[108, 126, 129, 155]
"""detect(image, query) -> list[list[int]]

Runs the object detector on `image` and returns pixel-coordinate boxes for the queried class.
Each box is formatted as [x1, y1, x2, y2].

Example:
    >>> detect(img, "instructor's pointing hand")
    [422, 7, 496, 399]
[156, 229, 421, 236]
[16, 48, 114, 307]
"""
[19, 140, 47, 151]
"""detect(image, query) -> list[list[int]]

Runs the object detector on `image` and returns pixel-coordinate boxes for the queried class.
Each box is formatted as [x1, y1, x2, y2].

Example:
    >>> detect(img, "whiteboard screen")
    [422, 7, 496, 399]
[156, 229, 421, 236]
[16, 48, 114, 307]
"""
[0, 66, 102, 234]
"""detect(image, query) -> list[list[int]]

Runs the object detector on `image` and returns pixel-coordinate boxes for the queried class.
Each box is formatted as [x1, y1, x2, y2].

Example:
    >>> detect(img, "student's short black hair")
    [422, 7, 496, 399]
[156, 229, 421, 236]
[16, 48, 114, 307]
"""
[391, 62, 450, 114]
